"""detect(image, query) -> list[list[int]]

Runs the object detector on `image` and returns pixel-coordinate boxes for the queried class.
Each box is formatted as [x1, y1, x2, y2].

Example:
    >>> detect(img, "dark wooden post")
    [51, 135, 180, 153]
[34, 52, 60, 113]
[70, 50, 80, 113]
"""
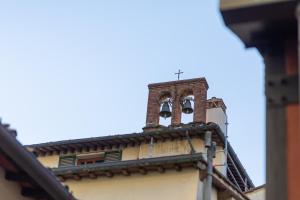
[220, 1, 300, 199]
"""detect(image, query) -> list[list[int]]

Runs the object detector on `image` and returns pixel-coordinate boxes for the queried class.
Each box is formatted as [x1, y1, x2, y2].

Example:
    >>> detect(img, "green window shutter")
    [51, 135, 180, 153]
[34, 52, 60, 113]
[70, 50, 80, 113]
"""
[58, 155, 76, 167]
[105, 151, 121, 162]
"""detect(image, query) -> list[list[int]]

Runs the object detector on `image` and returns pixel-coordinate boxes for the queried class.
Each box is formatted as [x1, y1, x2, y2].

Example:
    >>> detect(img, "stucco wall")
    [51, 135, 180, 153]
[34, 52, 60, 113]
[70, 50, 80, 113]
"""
[0, 167, 32, 200]
[37, 137, 226, 175]
[37, 154, 59, 168]
[122, 146, 139, 160]
[65, 169, 199, 200]
[205, 107, 227, 176]
[246, 186, 265, 200]
[214, 146, 226, 175]
[138, 138, 205, 159]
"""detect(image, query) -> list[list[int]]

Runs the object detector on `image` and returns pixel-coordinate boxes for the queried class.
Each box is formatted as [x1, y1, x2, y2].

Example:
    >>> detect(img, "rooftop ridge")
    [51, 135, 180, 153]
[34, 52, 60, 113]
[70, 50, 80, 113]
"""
[26, 123, 222, 148]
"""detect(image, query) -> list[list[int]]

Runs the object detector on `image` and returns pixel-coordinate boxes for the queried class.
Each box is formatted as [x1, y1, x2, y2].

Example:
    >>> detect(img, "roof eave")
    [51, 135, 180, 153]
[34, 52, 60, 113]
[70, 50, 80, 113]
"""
[220, 0, 298, 48]
[53, 153, 249, 200]
[0, 125, 75, 200]
[28, 123, 254, 190]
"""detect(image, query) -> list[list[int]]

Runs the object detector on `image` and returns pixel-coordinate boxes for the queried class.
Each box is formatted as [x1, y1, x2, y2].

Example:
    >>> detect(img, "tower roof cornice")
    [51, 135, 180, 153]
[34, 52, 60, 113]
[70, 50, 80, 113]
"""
[148, 77, 209, 90]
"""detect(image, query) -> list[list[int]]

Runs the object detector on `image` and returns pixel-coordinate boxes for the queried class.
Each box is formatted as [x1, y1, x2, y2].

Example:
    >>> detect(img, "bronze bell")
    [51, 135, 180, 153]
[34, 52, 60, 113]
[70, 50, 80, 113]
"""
[182, 99, 193, 114]
[159, 102, 171, 119]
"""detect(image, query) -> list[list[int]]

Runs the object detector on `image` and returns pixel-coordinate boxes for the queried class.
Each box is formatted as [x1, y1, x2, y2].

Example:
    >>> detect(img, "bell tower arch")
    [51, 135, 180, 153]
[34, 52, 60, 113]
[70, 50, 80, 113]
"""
[145, 78, 209, 128]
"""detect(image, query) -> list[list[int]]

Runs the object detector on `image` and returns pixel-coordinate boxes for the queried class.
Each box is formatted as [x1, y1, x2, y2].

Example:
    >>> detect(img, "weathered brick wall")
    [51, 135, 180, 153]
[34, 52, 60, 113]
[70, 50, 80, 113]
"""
[206, 97, 227, 113]
[145, 78, 208, 127]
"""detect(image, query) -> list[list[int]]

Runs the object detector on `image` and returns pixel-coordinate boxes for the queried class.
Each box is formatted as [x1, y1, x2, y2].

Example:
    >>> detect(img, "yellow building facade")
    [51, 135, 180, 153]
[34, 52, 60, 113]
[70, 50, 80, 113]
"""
[33, 126, 248, 200]
[29, 78, 261, 200]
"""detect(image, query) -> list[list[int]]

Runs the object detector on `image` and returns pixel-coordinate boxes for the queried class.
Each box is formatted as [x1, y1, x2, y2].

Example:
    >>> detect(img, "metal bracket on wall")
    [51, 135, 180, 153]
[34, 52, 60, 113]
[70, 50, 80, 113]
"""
[185, 131, 196, 154]
[266, 74, 299, 106]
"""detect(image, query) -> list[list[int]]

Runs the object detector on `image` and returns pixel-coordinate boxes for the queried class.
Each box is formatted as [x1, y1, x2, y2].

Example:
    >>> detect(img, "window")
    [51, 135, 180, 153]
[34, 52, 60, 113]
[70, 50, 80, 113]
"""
[58, 151, 122, 167]
[105, 151, 122, 162]
[77, 156, 105, 165]
[76, 151, 122, 165]
[76, 152, 105, 166]
[58, 155, 76, 167]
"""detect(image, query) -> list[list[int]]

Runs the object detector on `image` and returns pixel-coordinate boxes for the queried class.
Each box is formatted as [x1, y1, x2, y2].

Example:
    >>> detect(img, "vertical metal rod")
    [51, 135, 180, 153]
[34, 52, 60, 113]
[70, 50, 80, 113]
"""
[203, 131, 214, 200]
[244, 177, 248, 192]
[224, 113, 229, 171]
[186, 131, 196, 154]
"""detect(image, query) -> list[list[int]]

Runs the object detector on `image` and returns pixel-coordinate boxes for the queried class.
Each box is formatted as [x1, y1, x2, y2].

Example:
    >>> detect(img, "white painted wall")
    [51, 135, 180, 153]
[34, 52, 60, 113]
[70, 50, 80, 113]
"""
[206, 107, 227, 134]
[206, 107, 227, 176]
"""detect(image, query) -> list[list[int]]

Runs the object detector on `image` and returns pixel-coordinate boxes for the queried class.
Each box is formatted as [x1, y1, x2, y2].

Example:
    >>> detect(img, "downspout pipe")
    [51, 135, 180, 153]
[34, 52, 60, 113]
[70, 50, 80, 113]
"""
[0, 125, 74, 200]
[203, 130, 215, 200]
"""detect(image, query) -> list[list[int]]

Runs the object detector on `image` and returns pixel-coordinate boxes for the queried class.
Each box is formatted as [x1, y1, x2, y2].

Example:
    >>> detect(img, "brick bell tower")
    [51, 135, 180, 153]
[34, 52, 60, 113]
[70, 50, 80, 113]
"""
[145, 78, 209, 128]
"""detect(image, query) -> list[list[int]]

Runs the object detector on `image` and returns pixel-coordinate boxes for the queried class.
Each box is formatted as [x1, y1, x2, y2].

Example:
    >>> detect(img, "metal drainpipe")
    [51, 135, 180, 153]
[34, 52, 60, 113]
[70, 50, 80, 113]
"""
[203, 130, 216, 200]
[224, 113, 229, 172]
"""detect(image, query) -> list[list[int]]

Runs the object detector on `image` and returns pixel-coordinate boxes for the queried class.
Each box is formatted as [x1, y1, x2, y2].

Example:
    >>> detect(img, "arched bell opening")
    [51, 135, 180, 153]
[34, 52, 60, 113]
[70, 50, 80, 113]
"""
[181, 94, 194, 124]
[158, 94, 172, 126]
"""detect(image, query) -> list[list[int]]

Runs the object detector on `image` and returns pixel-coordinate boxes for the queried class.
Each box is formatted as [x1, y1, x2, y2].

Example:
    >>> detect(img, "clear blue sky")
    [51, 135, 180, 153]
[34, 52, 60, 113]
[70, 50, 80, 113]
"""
[0, 1, 265, 186]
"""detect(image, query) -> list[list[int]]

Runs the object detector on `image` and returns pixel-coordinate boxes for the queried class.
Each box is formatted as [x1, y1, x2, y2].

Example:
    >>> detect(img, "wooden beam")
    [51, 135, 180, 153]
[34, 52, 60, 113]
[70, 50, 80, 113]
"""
[157, 166, 165, 173]
[89, 141, 100, 146]
[139, 168, 147, 175]
[52, 150, 59, 155]
[120, 138, 131, 144]
[121, 169, 131, 176]
[129, 142, 135, 147]
[227, 167, 242, 192]
[227, 153, 246, 189]
[0, 154, 18, 172]
[99, 146, 105, 150]
[88, 173, 97, 179]
[212, 174, 247, 200]
[72, 174, 81, 180]
[217, 189, 232, 200]
[21, 187, 46, 199]
[174, 164, 182, 172]
[199, 170, 207, 181]
[105, 171, 113, 177]
[5, 171, 31, 182]
[137, 137, 147, 143]
[217, 190, 232, 200]
[42, 147, 52, 152]
[57, 176, 65, 182]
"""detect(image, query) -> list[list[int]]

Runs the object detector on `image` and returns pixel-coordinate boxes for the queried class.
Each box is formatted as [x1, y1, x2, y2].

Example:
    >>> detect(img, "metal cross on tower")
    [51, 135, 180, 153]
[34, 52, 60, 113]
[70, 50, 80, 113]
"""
[175, 69, 184, 80]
